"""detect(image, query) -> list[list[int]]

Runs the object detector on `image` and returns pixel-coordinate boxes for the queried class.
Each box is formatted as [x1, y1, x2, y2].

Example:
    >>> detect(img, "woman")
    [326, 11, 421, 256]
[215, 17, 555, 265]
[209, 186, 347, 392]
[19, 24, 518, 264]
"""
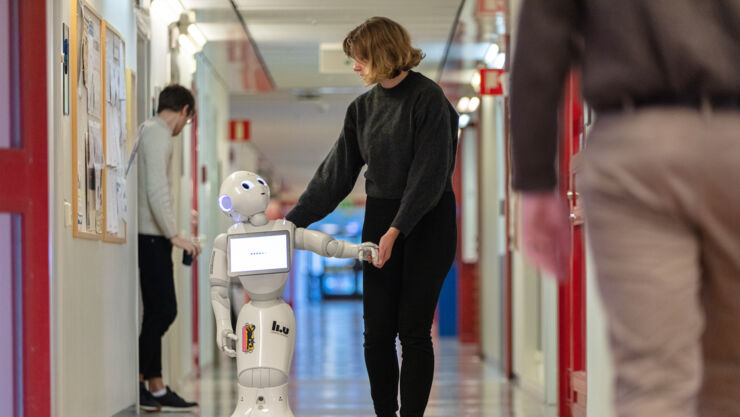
[286, 16, 458, 417]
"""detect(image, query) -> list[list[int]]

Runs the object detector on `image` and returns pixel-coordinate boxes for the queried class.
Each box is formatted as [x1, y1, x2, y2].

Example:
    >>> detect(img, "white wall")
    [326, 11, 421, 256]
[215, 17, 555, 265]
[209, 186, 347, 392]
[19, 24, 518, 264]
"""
[511, 248, 558, 405]
[49, 0, 206, 413]
[479, 95, 505, 367]
[140, 1, 202, 393]
[50, 0, 139, 415]
[194, 52, 231, 369]
[228, 91, 365, 201]
[505, 0, 558, 406]
[512, 253, 542, 388]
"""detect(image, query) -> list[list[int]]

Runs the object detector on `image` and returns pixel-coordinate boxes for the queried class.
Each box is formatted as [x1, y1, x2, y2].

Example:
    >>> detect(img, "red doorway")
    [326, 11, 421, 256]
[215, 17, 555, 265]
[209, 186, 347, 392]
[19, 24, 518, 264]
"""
[558, 72, 587, 417]
[0, 0, 50, 416]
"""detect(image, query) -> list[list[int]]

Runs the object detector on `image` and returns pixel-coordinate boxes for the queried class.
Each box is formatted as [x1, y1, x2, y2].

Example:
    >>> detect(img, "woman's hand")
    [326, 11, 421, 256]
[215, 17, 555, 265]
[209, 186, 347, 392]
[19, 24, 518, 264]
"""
[375, 227, 400, 268]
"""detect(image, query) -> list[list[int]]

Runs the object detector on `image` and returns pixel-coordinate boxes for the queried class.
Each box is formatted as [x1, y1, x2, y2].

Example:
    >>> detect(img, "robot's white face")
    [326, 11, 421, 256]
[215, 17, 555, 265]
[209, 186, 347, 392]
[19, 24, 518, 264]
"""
[218, 171, 271, 222]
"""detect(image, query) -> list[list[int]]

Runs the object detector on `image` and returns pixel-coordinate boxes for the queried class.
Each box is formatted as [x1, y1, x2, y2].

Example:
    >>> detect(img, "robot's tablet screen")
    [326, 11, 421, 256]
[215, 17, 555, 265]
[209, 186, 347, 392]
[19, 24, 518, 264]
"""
[228, 231, 291, 276]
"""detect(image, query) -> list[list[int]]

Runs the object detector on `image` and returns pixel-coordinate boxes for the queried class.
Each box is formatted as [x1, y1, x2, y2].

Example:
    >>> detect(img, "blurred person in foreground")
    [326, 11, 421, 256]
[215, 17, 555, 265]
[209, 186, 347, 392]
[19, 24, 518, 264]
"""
[511, 1, 740, 416]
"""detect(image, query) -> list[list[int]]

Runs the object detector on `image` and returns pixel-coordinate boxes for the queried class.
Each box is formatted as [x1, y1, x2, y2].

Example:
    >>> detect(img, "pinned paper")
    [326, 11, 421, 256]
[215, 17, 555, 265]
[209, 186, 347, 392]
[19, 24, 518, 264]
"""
[106, 107, 122, 167]
[88, 120, 104, 169]
[106, 171, 118, 233]
[117, 174, 127, 220]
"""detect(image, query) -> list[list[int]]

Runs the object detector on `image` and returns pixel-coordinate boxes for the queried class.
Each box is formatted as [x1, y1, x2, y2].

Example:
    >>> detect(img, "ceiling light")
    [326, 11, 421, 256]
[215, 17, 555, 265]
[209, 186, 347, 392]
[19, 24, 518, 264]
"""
[178, 33, 197, 56]
[470, 71, 481, 91]
[164, 0, 184, 15]
[493, 53, 506, 69]
[187, 24, 206, 49]
[468, 97, 480, 112]
[456, 97, 471, 113]
[484, 44, 499, 67]
[151, 0, 184, 24]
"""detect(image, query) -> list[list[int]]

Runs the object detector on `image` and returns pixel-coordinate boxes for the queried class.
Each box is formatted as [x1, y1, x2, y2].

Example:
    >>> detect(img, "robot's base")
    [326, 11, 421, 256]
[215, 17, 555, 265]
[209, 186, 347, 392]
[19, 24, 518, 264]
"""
[231, 383, 294, 417]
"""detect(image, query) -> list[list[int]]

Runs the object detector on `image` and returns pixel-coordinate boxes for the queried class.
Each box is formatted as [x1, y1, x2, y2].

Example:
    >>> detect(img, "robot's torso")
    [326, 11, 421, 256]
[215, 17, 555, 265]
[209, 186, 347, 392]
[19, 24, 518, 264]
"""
[214, 219, 297, 301]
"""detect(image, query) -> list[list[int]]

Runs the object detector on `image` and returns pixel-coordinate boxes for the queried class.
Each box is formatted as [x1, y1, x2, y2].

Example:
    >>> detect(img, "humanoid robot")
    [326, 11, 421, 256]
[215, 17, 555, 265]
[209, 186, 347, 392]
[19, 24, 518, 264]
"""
[210, 171, 378, 417]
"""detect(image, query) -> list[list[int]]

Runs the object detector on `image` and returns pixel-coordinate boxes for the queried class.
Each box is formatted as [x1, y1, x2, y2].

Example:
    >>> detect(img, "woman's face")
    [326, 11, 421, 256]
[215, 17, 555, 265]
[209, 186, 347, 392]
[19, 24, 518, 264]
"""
[352, 58, 371, 83]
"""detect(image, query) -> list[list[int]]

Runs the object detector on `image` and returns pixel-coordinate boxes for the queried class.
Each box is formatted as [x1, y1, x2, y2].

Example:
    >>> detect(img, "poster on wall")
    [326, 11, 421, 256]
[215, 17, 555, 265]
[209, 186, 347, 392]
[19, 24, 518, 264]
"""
[72, 2, 104, 239]
[71, 2, 128, 243]
[102, 23, 127, 243]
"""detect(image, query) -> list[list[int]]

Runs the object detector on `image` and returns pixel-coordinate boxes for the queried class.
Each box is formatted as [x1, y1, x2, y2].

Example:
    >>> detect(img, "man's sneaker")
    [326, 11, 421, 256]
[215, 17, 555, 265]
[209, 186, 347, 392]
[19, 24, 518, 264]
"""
[155, 386, 198, 412]
[139, 382, 161, 412]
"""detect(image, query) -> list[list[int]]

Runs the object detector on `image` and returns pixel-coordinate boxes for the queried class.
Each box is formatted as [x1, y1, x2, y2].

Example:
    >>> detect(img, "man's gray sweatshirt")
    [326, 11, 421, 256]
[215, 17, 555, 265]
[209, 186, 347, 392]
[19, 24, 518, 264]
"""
[286, 70, 458, 236]
[137, 116, 178, 238]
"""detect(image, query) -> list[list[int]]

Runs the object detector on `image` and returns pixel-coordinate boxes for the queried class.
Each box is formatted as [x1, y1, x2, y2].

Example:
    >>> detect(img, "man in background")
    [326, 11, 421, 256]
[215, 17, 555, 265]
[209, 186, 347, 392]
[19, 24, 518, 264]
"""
[137, 84, 201, 412]
[511, 1, 740, 416]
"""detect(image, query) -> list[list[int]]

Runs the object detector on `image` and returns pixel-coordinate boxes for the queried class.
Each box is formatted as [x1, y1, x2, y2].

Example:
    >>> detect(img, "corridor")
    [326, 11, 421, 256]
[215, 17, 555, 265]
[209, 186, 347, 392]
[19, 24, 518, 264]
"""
[115, 301, 556, 417]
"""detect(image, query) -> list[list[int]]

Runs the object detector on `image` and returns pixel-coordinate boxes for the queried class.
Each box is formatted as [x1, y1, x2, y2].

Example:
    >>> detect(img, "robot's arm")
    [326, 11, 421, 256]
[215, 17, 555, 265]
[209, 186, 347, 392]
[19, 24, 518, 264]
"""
[210, 233, 237, 357]
[294, 228, 378, 263]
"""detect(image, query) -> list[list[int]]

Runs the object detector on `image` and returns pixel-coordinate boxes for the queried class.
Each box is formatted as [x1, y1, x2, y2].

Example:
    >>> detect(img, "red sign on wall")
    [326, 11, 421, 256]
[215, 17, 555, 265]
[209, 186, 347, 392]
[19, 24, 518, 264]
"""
[477, 0, 506, 15]
[480, 69, 505, 96]
[229, 119, 251, 141]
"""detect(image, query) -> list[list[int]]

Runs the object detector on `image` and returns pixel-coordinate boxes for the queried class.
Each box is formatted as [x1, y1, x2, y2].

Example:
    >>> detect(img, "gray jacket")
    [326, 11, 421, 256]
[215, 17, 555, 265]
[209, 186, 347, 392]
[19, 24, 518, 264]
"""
[137, 116, 178, 238]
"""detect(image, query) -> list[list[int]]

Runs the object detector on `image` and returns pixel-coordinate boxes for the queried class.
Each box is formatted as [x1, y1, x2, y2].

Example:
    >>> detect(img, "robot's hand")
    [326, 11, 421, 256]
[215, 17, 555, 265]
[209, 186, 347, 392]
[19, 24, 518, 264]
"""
[219, 329, 238, 358]
[358, 242, 379, 265]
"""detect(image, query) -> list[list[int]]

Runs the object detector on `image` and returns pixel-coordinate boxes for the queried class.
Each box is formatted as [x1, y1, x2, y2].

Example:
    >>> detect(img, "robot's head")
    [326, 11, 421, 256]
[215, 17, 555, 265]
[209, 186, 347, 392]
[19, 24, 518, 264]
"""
[218, 171, 270, 222]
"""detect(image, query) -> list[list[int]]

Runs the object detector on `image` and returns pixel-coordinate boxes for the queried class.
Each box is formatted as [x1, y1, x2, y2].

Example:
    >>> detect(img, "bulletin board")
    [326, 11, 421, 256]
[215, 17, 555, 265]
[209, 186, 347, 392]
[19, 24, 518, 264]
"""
[71, 2, 104, 239]
[102, 23, 127, 243]
[70, 0, 130, 243]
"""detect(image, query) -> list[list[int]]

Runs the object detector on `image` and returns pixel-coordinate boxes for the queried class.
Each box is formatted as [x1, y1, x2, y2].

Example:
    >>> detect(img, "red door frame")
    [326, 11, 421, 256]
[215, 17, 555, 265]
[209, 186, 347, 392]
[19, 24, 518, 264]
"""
[190, 83, 200, 376]
[557, 72, 587, 417]
[0, 0, 50, 415]
[452, 123, 480, 348]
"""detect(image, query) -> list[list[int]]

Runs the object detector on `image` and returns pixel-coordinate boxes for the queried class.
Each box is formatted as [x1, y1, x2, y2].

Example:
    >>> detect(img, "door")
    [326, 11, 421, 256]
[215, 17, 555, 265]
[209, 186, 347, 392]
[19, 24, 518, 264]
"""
[558, 72, 587, 417]
[0, 0, 50, 416]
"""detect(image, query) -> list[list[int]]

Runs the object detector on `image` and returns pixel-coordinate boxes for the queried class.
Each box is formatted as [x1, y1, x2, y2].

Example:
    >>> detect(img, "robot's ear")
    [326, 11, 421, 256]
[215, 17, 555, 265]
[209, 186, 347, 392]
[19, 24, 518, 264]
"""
[218, 195, 232, 212]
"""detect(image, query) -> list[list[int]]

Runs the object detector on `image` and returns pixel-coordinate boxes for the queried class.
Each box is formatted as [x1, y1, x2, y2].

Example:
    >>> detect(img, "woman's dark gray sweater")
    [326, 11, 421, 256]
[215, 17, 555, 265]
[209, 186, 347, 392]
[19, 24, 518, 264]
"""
[286, 70, 458, 236]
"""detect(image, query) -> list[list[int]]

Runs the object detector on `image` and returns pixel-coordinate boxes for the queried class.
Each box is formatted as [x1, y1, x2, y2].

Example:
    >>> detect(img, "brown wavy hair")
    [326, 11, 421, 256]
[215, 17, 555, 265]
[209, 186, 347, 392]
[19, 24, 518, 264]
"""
[343, 17, 425, 84]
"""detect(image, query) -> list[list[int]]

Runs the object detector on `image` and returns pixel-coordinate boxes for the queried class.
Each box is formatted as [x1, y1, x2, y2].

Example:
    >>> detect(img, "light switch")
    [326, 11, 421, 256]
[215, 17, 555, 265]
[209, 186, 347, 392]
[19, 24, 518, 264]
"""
[64, 200, 72, 227]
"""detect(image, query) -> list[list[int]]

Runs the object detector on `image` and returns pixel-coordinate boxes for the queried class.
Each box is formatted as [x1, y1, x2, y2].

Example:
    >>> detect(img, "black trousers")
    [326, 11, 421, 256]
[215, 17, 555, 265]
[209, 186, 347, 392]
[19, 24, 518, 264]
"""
[361, 191, 457, 417]
[138, 234, 178, 380]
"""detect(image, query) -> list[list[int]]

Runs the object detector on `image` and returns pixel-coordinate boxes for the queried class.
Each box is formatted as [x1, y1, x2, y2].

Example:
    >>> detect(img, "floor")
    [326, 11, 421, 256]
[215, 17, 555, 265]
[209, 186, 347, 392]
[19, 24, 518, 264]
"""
[114, 301, 557, 417]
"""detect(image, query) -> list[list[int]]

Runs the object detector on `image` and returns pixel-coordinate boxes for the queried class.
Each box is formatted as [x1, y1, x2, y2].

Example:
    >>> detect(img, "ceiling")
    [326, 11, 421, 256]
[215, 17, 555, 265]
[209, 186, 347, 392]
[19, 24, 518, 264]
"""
[178, 0, 465, 198]
[184, 0, 461, 89]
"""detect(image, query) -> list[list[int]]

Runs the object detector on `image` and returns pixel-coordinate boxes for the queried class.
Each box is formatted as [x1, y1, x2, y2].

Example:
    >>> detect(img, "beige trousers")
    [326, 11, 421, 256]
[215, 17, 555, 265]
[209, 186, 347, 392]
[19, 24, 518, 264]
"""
[578, 108, 740, 417]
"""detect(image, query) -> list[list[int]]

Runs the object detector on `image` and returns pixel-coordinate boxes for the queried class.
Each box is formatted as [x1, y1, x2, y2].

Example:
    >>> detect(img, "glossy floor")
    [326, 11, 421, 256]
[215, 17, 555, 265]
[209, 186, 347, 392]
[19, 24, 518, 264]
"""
[115, 301, 556, 417]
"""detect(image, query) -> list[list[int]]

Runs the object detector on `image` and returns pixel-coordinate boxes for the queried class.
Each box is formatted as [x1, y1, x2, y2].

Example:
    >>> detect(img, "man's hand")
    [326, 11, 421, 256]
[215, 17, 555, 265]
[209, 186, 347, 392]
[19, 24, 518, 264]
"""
[375, 227, 400, 268]
[520, 192, 571, 279]
[170, 234, 202, 257]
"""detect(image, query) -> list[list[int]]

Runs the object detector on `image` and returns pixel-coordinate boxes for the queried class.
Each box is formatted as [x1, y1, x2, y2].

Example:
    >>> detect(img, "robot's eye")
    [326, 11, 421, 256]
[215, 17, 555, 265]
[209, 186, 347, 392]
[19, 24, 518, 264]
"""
[218, 195, 232, 212]
[257, 178, 266, 186]
[241, 181, 255, 190]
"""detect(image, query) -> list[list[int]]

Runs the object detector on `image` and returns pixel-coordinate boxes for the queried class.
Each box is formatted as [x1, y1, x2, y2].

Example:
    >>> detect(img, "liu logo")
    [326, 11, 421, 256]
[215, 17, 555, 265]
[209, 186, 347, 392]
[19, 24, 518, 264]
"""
[271, 321, 290, 336]
[242, 323, 256, 353]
